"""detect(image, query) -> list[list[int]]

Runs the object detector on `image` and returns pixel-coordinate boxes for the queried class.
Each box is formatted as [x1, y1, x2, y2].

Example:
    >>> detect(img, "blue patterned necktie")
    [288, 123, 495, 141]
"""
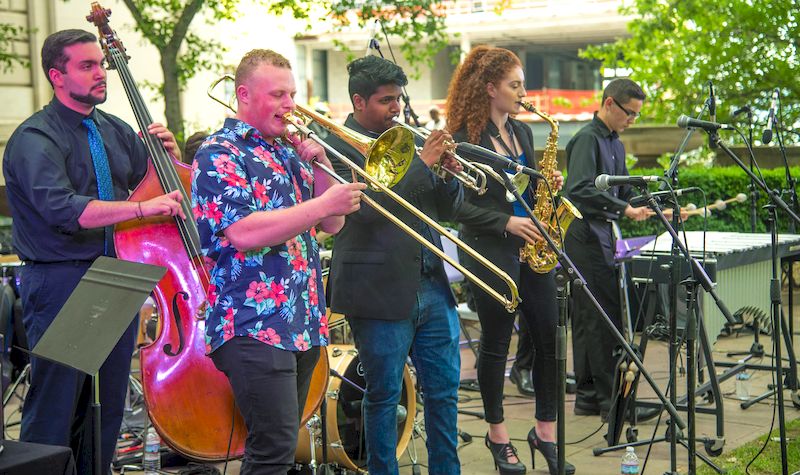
[82, 118, 114, 255]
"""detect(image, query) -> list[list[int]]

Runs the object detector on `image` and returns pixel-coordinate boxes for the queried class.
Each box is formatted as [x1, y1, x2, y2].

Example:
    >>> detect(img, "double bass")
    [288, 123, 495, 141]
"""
[87, 4, 246, 460]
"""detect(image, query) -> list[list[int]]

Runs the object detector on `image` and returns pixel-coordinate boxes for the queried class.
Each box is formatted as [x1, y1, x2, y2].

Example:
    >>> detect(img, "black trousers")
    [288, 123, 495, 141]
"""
[471, 265, 558, 423]
[514, 315, 534, 371]
[565, 219, 623, 412]
[211, 338, 320, 475]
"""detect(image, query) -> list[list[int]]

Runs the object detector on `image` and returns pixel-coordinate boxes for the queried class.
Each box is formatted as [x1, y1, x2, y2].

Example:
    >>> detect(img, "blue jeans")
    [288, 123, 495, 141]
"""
[347, 275, 461, 475]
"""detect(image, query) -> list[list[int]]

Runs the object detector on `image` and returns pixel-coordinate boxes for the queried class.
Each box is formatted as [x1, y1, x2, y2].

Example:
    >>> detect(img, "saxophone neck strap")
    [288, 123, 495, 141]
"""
[487, 119, 519, 160]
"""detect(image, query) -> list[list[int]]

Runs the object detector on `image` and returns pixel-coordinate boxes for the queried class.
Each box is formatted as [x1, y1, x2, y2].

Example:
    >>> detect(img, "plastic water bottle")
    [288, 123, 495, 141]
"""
[621, 446, 640, 474]
[736, 370, 752, 400]
[143, 426, 161, 474]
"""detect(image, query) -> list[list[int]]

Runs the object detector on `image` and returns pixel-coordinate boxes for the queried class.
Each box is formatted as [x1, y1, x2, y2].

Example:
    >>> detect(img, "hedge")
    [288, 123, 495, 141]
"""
[617, 166, 800, 238]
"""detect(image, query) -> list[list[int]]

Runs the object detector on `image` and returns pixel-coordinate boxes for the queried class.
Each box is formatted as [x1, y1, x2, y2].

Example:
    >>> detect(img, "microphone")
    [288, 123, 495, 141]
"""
[708, 81, 716, 124]
[708, 81, 717, 148]
[676, 115, 733, 132]
[455, 142, 543, 179]
[762, 89, 779, 144]
[628, 187, 699, 208]
[595, 174, 659, 191]
[732, 105, 752, 117]
[365, 20, 379, 57]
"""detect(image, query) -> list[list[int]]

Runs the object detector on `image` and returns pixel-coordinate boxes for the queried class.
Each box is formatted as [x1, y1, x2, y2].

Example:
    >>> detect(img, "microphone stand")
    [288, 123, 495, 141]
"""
[707, 132, 800, 475]
[373, 20, 422, 127]
[775, 114, 800, 343]
[634, 186, 733, 474]
[655, 100, 710, 474]
[745, 108, 759, 233]
[494, 169, 686, 475]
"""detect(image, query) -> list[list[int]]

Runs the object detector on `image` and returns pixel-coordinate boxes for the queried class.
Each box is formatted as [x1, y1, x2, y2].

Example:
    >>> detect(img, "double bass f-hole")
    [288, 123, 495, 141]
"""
[163, 291, 189, 357]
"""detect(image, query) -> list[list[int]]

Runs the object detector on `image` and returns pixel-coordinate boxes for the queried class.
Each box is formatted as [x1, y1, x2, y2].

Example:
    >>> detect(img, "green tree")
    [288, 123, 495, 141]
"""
[116, 0, 449, 142]
[0, 23, 28, 71]
[120, 0, 238, 142]
[271, 0, 450, 79]
[583, 0, 799, 141]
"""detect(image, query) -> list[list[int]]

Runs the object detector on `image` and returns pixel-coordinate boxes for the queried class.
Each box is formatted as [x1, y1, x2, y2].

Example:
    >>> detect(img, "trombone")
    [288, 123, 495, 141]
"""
[208, 75, 520, 312]
[391, 118, 488, 195]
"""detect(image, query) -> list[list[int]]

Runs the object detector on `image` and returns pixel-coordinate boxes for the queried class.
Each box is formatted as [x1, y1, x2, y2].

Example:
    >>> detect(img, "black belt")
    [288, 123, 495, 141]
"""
[23, 259, 94, 267]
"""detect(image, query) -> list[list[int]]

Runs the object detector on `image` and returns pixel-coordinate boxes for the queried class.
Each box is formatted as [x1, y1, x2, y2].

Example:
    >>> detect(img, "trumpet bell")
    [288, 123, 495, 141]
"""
[509, 173, 530, 201]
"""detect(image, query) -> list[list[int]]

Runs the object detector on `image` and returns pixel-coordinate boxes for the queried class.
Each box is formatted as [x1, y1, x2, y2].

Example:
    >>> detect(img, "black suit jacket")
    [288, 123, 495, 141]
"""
[325, 114, 463, 320]
[452, 118, 536, 289]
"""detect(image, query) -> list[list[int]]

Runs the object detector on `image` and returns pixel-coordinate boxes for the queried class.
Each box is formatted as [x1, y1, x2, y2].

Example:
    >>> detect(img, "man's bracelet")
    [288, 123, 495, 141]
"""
[136, 201, 144, 220]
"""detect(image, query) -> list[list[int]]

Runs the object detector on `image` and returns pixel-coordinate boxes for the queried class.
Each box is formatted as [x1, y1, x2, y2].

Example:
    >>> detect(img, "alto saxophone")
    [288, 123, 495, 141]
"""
[517, 101, 582, 273]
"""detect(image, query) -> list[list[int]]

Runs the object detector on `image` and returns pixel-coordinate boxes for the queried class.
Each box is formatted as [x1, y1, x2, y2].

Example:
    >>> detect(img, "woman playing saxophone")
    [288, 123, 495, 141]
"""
[447, 46, 575, 475]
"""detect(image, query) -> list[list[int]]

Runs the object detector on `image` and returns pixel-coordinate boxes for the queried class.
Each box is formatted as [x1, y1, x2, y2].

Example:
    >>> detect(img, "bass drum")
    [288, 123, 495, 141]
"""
[296, 344, 416, 471]
[302, 345, 330, 426]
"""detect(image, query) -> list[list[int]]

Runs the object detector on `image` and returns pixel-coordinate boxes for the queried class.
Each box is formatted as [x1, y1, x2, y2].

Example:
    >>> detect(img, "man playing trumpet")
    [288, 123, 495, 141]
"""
[325, 55, 464, 475]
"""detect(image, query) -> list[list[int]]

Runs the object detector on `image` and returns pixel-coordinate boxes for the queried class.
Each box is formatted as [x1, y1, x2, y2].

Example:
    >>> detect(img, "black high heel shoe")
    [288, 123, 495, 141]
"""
[485, 433, 526, 475]
[527, 427, 575, 475]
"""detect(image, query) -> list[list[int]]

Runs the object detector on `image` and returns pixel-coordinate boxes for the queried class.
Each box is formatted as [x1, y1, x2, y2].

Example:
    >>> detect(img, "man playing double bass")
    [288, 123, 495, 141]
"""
[2, 29, 184, 473]
[192, 49, 365, 474]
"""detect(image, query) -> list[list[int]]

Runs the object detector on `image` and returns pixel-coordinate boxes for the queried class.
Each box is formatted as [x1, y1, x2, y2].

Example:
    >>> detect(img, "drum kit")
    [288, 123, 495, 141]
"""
[303, 268, 420, 473]
[0, 254, 30, 431]
[296, 344, 417, 473]
[121, 263, 422, 473]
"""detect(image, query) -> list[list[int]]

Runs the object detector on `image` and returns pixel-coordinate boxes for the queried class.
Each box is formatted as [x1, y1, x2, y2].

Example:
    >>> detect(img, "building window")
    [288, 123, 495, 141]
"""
[312, 50, 329, 102]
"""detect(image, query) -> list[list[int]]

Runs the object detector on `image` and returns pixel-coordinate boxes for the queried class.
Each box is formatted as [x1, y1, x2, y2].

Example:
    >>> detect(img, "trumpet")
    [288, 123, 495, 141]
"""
[470, 162, 530, 202]
[390, 119, 487, 195]
[208, 76, 520, 312]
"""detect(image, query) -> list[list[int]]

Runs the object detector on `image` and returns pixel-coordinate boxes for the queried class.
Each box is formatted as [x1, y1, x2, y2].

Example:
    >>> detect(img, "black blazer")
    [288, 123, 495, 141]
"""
[325, 114, 463, 320]
[453, 118, 536, 289]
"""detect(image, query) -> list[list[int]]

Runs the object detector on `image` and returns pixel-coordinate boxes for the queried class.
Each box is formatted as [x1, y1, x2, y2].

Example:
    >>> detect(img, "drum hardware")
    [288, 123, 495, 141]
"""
[296, 345, 416, 472]
[305, 414, 322, 475]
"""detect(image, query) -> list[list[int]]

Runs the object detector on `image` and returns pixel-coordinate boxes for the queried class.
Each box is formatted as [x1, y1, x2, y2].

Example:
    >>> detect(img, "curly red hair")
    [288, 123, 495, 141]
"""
[445, 46, 522, 144]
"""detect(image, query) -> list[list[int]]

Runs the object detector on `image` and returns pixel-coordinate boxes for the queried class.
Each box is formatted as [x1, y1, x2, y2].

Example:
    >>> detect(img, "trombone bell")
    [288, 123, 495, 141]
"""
[208, 74, 417, 191]
[291, 106, 416, 190]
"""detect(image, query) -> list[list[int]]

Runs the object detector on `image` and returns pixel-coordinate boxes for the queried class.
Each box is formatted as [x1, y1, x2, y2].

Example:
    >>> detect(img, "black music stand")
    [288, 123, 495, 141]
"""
[30, 257, 166, 475]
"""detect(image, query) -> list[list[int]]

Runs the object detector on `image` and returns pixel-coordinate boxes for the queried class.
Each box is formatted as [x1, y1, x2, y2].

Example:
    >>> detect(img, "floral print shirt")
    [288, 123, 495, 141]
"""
[192, 118, 328, 353]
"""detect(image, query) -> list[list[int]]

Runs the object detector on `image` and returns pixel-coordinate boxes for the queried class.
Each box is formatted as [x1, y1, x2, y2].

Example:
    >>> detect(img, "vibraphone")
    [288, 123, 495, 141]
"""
[629, 231, 800, 342]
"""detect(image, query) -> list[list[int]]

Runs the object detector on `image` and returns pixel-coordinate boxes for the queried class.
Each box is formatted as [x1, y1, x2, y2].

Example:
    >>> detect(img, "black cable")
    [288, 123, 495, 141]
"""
[565, 422, 606, 445]
[178, 464, 221, 475]
[744, 325, 780, 474]
[222, 398, 237, 475]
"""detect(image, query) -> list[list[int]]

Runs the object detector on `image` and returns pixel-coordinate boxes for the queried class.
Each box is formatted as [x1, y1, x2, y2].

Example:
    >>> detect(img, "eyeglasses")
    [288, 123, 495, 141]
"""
[612, 97, 641, 119]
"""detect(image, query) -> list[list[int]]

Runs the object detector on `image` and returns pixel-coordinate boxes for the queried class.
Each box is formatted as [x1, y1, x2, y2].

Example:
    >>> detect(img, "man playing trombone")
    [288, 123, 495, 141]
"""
[325, 55, 464, 475]
[192, 49, 365, 474]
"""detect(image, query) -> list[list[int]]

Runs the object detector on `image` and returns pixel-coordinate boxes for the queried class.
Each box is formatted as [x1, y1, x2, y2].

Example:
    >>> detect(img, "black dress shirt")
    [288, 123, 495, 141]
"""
[563, 113, 634, 222]
[2, 98, 148, 262]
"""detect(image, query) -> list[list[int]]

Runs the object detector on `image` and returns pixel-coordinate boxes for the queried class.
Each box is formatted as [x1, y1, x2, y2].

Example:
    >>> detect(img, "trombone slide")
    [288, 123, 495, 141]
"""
[291, 121, 520, 312]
